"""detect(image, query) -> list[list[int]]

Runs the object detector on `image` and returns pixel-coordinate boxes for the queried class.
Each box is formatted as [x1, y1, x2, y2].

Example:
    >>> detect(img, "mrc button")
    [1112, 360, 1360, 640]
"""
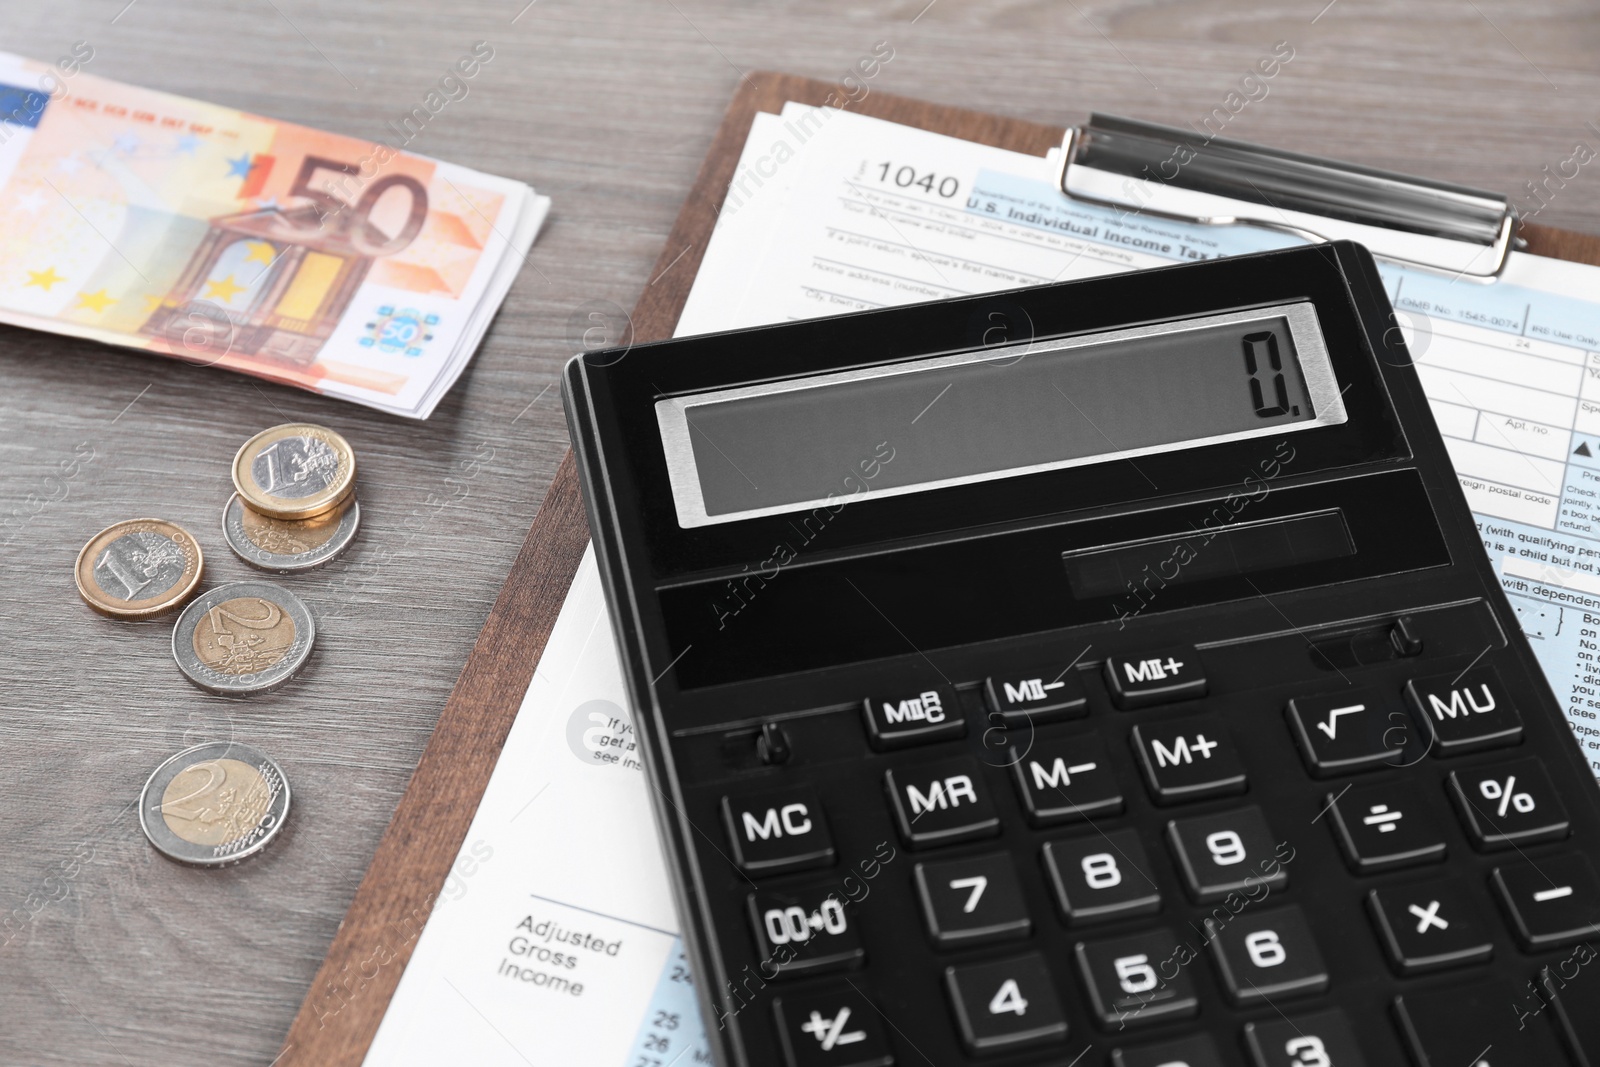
[862, 685, 966, 749]
[722, 788, 836, 874]
[1104, 647, 1206, 709]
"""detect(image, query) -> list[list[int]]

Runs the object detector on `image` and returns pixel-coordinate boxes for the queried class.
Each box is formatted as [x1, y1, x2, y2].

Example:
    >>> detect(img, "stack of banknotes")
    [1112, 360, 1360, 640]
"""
[0, 51, 548, 419]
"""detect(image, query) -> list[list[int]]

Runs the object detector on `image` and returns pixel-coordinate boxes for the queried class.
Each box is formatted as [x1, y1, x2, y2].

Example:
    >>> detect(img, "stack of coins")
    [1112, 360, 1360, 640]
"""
[224, 423, 361, 573]
[74, 422, 362, 866]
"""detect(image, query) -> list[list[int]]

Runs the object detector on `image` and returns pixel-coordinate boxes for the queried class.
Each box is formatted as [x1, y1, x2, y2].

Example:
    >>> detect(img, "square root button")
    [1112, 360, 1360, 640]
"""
[1104, 646, 1206, 709]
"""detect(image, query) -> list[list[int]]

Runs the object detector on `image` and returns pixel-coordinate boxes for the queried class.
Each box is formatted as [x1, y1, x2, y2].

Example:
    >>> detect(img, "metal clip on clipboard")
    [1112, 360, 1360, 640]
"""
[1054, 113, 1521, 279]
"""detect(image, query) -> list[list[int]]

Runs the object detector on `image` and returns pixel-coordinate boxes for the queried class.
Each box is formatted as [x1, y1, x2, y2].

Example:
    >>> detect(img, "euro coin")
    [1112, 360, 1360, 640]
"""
[231, 423, 355, 520]
[171, 581, 315, 694]
[138, 741, 290, 866]
[75, 518, 203, 619]
[222, 493, 359, 572]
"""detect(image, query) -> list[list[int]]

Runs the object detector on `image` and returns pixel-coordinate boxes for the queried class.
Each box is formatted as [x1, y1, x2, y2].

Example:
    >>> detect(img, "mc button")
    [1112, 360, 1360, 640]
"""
[723, 788, 836, 874]
[1105, 646, 1206, 709]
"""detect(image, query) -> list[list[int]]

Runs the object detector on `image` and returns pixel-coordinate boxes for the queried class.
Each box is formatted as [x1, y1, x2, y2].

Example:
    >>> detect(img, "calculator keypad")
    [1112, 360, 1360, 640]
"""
[942, 953, 1068, 1053]
[1041, 827, 1162, 925]
[1132, 716, 1247, 803]
[1165, 806, 1288, 902]
[912, 852, 1031, 947]
[885, 758, 1000, 848]
[702, 635, 1599, 1065]
[1366, 881, 1494, 974]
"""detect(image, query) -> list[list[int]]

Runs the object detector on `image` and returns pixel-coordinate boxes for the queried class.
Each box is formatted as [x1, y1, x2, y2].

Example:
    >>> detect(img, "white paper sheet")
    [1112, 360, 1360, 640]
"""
[366, 105, 1600, 1066]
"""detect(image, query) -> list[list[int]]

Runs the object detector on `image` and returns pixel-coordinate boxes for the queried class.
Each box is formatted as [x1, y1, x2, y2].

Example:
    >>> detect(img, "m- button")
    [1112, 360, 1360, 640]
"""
[1105, 646, 1207, 709]
[723, 787, 836, 874]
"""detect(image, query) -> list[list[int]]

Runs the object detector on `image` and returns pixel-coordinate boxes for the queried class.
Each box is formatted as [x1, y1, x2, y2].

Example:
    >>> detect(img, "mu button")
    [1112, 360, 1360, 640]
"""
[886, 758, 1000, 849]
[1105, 646, 1206, 709]
[1132, 716, 1246, 804]
[723, 787, 836, 874]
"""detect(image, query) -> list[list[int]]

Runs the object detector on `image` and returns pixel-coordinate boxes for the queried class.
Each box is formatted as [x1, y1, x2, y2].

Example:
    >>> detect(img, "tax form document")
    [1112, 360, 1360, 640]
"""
[365, 105, 1600, 1067]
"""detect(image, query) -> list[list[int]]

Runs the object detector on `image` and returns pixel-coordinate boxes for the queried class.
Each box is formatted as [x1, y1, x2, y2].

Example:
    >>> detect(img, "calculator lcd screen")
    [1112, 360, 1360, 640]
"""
[656, 302, 1346, 527]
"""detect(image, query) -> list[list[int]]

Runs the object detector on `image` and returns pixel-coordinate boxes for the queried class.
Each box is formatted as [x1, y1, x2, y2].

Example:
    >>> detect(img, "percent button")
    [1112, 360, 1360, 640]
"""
[1448, 759, 1570, 850]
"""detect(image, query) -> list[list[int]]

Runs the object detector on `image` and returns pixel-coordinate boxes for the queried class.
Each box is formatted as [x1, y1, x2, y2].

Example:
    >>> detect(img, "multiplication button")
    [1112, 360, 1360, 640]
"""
[1491, 854, 1600, 949]
[1132, 716, 1246, 803]
[773, 985, 895, 1067]
[1448, 758, 1569, 849]
[944, 952, 1068, 1054]
[861, 685, 965, 750]
[1367, 880, 1493, 974]
[1105, 646, 1206, 709]
[723, 788, 835, 874]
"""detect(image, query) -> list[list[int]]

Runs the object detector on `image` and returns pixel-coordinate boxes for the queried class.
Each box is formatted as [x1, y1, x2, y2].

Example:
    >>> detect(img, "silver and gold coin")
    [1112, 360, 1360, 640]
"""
[171, 581, 315, 694]
[138, 741, 290, 866]
[231, 423, 355, 520]
[222, 493, 359, 572]
[75, 518, 203, 619]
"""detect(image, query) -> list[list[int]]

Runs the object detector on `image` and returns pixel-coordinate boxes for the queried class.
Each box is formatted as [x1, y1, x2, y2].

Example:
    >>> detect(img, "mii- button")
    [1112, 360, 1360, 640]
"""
[1105, 646, 1207, 709]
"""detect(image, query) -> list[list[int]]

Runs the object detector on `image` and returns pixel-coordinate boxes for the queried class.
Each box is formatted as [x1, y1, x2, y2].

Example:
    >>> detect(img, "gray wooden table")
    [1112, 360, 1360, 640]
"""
[3, 0, 1598, 1062]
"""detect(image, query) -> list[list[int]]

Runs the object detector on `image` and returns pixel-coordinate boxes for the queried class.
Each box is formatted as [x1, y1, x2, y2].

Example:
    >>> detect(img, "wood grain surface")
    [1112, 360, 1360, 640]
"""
[4, 2, 1600, 1064]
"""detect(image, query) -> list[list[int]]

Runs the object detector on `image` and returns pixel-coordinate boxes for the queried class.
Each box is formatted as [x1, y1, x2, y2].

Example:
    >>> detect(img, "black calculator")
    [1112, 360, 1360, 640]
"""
[564, 242, 1600, 1067]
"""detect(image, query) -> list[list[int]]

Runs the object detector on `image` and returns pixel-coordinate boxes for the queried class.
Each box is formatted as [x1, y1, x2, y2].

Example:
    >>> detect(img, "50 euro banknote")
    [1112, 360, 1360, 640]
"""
[0, 50, 548, 418]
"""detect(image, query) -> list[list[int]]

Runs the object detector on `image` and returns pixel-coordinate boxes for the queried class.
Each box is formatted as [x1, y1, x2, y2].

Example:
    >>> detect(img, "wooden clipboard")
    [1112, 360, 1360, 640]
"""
[277, 71, 1600, 1064]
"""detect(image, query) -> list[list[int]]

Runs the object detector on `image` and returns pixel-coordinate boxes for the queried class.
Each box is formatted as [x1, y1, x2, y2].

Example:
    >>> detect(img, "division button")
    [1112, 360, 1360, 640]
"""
[773, 984, 895, 1067]
[984, 668, 1088, 724]
[885, 758, 1000, 849]
[1394, 979, 1566, 1067]
[1075, 929, 1200, 1030]
[1405, 666, 1522, 754]
[1491, 853, 1600, 950]
[1010, 730, 1123, 825]
[1286, 687, 1405, 775]
[1325, 782, 1448, 874]
[722, 788, 836, 874]
[913, 851, 1032, 948]
[1132, 716, 1247, 803]
[1206, 904, 1329, 1006]
[1042, 827, 1162, 925]
[1367, 881, 1494, 974]
[1166, 806, 1288, 903]
[1104, 646, 1206, 709]
[944, 952, 1068, 1054]
[749, 883, 865, 976]
[1243, 1009, 1369, 1067]
[861, 685, 965, 750]
[1111, 1033, 1227, 1067]
[1448, 758, 1569, 849]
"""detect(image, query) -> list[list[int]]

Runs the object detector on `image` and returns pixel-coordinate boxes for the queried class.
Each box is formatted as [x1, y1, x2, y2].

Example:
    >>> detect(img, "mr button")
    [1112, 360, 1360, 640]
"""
[887, 758, 1000, 848]
[1105, 646, 1206, 709]
[723, 787, 836, 874]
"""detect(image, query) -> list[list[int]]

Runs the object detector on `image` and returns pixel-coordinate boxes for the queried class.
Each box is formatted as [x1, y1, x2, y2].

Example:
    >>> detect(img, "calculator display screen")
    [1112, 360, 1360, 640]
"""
[656, 302, 1346, 527]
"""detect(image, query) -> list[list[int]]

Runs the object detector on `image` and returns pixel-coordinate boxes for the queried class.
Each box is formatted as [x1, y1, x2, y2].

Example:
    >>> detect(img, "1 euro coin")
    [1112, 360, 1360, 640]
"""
[138, 741, 290, 866]
[75, 518, 203, 619]
[172, 582, 315, 694]
[223, 493, 360, 572]
[232, 423, 355, 520]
